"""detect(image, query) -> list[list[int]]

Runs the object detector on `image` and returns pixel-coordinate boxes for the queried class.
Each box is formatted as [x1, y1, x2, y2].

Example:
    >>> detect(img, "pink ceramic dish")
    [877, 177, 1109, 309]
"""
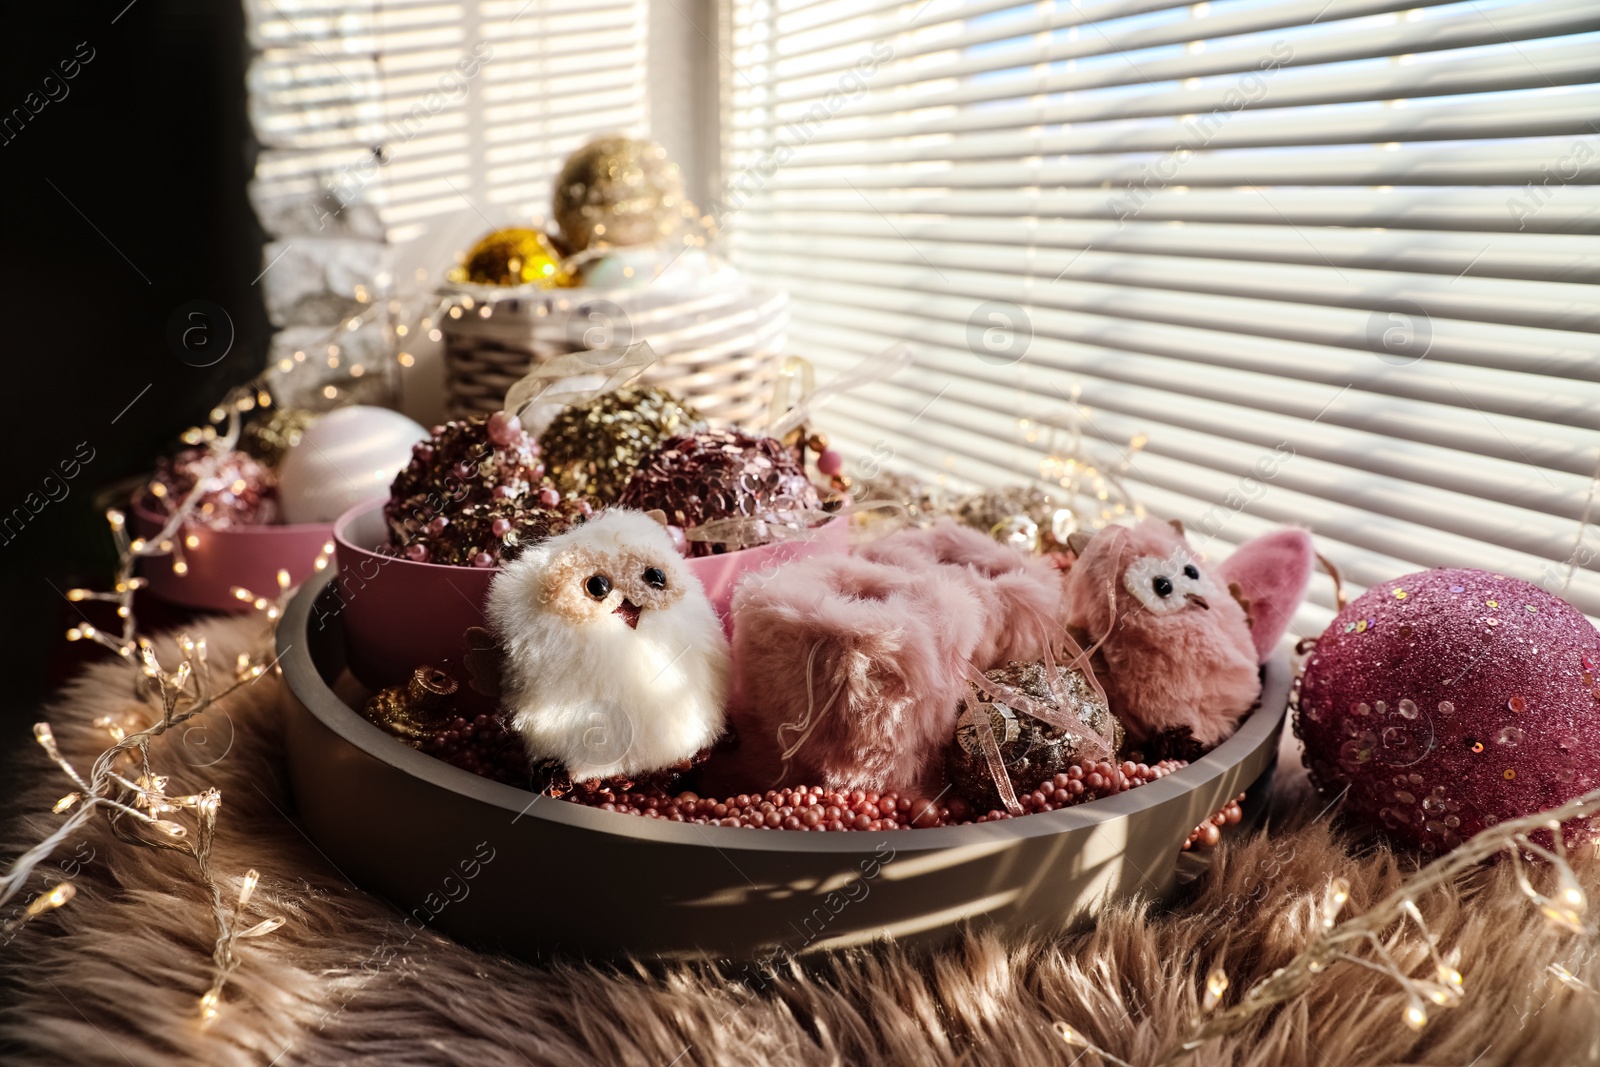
[332, 498, 848, 693]
[133, 502, 334, 614]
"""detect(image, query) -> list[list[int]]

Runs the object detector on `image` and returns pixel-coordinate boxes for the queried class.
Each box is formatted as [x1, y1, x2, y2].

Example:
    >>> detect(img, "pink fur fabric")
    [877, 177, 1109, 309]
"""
[1214, 528, 1316, 662]
[1064, 520, 1260, 748]
[856, 521, 1064, 668]
[724, 553, 985, 794]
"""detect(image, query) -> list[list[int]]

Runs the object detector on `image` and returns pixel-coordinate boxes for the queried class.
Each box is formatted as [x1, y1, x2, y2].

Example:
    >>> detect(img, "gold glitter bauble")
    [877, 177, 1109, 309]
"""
[552, 136, 685, 252]
[954, 485, 1078, 554]
[540, 386, 705, 503]
[853, 468, 947, 527]
[457, 227, 571, 287]
[363, 665, 459, 746]
[241, 408, 316, 467]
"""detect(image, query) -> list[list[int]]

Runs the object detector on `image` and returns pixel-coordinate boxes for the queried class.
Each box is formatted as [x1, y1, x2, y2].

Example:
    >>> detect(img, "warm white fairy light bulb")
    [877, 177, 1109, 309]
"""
[25, 882, 75, 919]
[1054, 1022, 1086, 1047]
[1202, 968, 1229, 1012]
[237, 869, 259, 908]
[238, 916, 286, 938]
[1321, 877, 1351, 929]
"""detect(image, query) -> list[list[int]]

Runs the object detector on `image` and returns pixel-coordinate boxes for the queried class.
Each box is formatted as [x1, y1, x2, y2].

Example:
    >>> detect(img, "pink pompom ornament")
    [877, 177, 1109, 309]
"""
[1294, 567, 1600, 854]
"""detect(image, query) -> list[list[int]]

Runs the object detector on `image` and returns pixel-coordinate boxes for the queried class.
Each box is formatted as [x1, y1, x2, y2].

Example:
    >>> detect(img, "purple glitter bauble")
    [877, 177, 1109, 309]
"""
[617, 428, 821, 557]
[1294, 567, 1600, 854]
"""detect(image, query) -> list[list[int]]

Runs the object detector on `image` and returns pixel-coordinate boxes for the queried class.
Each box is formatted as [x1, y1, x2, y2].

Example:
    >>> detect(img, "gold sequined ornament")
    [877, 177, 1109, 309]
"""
[455, 227, 571, 288]
[539, 385, 707, 503]
[363, 666, 460, 746]
[853, 468, 947, 527]
[552, 137, 685, 252]
[954, 485, 1078, 554]
[240, 408, 316, 468]
[947, 661, 1124, 814]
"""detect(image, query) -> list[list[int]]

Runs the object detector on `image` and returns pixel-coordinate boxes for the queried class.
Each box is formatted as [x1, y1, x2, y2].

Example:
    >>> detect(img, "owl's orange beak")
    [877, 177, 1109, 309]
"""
[613, 598, 642, 629]
[1184, 592, 1210, 610]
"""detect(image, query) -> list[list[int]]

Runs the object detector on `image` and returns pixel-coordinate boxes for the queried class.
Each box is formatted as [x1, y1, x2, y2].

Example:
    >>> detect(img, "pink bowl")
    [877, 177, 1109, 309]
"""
[133, 502, 334, 614]
[333, 499, 848, 692]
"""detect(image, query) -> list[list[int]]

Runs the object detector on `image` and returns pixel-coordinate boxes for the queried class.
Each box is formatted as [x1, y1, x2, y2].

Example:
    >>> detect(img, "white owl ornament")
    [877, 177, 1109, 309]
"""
[485, 509, 731, 782]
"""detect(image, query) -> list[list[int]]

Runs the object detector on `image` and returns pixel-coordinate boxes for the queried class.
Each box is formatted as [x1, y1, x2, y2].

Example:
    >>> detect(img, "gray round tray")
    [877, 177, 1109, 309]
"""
[280, 572, 1287, 960]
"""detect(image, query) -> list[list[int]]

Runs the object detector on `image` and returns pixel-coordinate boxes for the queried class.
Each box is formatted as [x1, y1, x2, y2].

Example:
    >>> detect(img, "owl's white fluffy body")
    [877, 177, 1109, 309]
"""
[487, 509, 730, 781]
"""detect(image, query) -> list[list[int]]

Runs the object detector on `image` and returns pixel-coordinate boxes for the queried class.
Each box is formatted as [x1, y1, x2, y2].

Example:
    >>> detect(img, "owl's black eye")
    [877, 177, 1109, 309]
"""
[643, 566, 667, 589]
[1152, 576, 1173, 598]
[1183, 564, 1199, 580]
[584, 574, 612, 599]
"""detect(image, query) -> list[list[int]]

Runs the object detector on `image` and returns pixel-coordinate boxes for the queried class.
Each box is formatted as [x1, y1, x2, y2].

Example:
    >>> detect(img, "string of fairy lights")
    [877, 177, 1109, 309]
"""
[1052, 784, 1600, 1065]
[1020, 382, 1147, 532]
[0, 384, 328, 1025]
[272, 213, 719, 408]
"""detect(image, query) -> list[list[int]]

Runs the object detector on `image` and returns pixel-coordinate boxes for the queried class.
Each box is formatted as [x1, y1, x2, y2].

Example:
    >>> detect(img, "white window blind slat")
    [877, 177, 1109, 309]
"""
[813, 379, 1594, 579]
[248, 0, 650, 243]
[760, 0, 1466, 80]
[723, 0, 1598, 630]
[742, 266, 1600, 429]
[760, 90, 1600, 168]
[739, 0, 1598, 111]
[735, 217, 1600, 287]
[756, 138, 1598, 190]
[735, 37, 1600, 139]
[753, 186, 1600, 235]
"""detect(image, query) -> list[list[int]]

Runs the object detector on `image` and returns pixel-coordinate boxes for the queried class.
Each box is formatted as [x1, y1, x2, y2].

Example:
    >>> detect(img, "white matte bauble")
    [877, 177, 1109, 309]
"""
[277, 406, 428, 525]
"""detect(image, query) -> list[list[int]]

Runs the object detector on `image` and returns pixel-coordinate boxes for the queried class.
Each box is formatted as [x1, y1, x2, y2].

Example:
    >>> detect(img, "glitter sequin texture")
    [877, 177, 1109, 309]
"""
[946, 660, 1125, 813]
[363, 665, 461, 746]
[852, 468, 947, 527]
[384, 414, 592, 566]
[552, 136, 686, 251]
[539, 386, 706, 503]
[617, 428, 821, 557]
[143, 447, 278, 528]
[240, 408, 315, 468]
[456, 227, 570, 288]
[1293, 566, 1600, 854]
[953, 484, 1077, 554]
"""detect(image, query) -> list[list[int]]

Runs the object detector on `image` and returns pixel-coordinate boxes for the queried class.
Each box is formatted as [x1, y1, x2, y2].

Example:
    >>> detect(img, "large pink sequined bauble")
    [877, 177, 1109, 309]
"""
[1294, 567, 1600, 854]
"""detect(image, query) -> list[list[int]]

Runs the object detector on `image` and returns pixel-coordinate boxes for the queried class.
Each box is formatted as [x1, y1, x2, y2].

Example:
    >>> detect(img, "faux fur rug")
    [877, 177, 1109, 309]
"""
[2, 617, 1597, 1067]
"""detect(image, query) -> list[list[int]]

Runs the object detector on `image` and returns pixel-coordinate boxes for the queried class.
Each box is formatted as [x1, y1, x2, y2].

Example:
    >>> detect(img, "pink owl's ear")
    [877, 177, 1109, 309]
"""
[1214, 528, 1316, 662]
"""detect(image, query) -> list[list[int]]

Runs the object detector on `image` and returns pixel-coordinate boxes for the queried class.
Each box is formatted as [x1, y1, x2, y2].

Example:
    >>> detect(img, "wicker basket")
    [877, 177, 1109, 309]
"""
[440, 267, 788, 427]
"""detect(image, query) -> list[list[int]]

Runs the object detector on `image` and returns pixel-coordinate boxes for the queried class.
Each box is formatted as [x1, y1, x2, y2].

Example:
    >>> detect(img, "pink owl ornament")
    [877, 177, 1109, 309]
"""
[1064, 519, 1314, 756]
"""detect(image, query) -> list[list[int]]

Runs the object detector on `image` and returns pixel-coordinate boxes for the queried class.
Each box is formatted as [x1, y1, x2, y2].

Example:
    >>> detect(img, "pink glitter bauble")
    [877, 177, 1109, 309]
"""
[617, 428, 820, 557]
[143, 448, 278, 528]
[1294, 567, 1600, 854]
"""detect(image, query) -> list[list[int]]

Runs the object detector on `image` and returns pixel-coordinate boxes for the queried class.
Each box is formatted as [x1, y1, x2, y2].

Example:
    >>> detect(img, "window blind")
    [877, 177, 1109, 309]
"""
[721, 0, 1600, 635]
[246, 0, 650, 244]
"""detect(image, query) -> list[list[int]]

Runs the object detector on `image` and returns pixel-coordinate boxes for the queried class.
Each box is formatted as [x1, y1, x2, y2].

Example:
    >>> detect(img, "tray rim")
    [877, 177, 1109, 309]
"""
[281, 569, 1289, 856]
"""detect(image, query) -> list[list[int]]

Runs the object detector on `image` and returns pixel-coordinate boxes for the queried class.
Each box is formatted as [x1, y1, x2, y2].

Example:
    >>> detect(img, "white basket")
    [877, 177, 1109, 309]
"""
[440, 270, 788, 427]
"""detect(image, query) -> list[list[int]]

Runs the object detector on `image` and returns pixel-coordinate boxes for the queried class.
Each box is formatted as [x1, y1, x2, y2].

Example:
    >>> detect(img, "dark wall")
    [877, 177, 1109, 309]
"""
[0, 2, 267, 748]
